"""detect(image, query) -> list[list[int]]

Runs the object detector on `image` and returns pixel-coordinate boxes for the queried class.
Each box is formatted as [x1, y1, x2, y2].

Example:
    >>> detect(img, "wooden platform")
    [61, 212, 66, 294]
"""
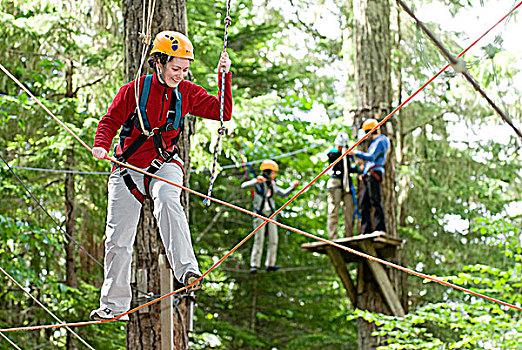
[301, 232, 405, 263]
[301, 232, 407, 316]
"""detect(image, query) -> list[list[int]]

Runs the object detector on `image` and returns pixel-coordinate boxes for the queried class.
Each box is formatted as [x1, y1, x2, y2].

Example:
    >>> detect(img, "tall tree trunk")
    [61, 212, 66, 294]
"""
[123, 1, 193, 349]
[353, 0, 403, 348]
[64, 60, 78, 350]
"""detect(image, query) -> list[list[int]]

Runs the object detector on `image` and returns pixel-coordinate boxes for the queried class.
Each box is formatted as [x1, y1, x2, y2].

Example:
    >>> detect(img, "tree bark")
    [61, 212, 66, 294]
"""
[64, 61, 78, 350]
[123, 1, 193, 349]
[352, 0, 404, 348]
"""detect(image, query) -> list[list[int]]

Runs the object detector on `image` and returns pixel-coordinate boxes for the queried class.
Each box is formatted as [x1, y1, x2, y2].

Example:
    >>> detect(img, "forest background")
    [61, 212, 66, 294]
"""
[0, 0, 521, 348]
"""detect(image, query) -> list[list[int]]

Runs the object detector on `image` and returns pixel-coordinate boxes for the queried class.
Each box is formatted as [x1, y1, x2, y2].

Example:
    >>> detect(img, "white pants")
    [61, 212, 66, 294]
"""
[250, 211, 278, 268]
[99, 162, 200, 313]
[327, 178, 355, 239]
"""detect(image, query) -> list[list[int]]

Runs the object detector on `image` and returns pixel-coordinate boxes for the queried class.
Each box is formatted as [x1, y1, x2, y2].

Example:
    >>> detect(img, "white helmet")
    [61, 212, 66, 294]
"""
[334, 132, 349, 147]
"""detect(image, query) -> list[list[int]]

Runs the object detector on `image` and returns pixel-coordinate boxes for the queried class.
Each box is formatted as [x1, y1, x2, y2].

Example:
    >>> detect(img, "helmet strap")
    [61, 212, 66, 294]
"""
[155, 62, 181, 88]
[156, 65, 167, 85]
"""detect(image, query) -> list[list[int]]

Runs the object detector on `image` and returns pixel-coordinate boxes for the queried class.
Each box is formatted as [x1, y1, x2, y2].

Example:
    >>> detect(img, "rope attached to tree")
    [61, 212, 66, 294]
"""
[203, 0, 233, 206]
[134, 0, 157, 137]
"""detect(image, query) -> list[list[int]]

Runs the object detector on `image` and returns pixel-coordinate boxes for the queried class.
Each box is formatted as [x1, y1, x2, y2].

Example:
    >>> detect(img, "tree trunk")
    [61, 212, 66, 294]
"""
[353, 0, 397, 239]
[64, 148, 78, 350]
[353, 0, 403, 348]
[64, 60, 78, 350]
[123, 1, 193, 349]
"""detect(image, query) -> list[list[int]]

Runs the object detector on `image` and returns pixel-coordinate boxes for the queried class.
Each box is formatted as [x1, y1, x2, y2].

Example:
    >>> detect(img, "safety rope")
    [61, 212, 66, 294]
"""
[203, 0, 233, 206]
[396, 0, 522, 141]
[134, 0, 157, 137]
[0, 266, 95, 349]
[0, 0, 521, 333]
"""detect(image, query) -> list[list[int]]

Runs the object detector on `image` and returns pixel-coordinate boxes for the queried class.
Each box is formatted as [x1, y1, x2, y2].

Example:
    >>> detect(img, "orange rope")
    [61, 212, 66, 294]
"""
[0, 1, 521, 333]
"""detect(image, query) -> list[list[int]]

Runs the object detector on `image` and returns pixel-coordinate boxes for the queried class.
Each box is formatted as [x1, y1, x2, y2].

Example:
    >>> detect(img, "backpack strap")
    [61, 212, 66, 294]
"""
[162, 87, 184, 133]
[137, 74, 153, 132]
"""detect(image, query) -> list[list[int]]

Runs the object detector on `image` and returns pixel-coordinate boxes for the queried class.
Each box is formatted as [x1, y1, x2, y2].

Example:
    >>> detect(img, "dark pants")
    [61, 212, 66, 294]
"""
[360, 171, 386, 234]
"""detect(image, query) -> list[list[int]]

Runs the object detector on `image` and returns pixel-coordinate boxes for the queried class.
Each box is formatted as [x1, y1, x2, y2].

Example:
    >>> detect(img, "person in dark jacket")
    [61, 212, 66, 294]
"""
[90, 31, 232, 321]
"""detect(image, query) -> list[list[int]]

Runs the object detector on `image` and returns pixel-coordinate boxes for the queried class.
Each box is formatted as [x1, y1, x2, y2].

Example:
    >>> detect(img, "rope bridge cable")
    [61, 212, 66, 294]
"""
[0, 142, 321, 175]
[0, 266, 97, 349]
[1, 1, 521, 333]
[0, 333, 21, 350]
[203, 0, 233, 206]
[396, 0, 522, 141]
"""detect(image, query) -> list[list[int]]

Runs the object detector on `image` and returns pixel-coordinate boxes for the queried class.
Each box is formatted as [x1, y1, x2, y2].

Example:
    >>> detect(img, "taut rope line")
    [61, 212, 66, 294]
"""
[203, 0, 233, 205]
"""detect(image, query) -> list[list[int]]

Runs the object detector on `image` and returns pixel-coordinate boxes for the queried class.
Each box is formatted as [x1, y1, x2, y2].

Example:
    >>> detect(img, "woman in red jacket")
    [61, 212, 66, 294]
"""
[90, 31, 232, 321]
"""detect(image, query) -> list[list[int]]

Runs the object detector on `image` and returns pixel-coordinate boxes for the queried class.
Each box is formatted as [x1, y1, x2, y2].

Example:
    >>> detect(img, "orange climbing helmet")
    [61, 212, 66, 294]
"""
[150, 31, 194, 60]
[260, 160, 279, 172]
[362, 118, 379, 132]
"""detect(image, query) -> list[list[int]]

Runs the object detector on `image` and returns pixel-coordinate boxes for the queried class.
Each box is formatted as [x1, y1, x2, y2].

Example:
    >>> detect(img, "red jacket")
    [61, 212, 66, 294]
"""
[94, 72, 233, 168]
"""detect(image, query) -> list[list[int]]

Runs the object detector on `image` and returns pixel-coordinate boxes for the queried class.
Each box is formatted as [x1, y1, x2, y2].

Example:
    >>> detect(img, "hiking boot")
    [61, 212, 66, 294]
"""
[266, 265, 281, 272]
[89, 307, 129, 322]
[184, 272, 203, 292]
[249, 266, 259, 274]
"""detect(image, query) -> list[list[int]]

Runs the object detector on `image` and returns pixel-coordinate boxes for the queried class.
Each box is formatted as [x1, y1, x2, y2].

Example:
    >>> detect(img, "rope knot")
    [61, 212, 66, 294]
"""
[224, 16, 232, 26]
[450, 58, 467, 75]
[138, 32, 152, 46]
[218, 126, 226, 135]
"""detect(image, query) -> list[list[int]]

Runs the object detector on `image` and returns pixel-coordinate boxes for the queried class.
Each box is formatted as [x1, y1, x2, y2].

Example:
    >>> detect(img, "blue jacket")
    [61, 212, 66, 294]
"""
[354, 134, 390, 175]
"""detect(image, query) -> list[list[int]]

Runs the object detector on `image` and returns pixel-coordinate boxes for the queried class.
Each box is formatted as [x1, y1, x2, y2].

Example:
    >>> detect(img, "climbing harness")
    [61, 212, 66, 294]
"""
[203, 0, 232, 206]
[115, 74, 185, 203]
[1, 0, 522, 334]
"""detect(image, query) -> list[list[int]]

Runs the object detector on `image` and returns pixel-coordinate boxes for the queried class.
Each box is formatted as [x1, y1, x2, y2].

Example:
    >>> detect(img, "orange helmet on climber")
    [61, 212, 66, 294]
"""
[362, 118, 379, 132]
[260, 159, 279, 172]
[150, 31, 194, 60]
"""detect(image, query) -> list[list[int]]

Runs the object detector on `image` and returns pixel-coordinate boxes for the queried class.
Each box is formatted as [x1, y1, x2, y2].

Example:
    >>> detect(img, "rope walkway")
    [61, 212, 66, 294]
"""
[0, 0, 521, 335]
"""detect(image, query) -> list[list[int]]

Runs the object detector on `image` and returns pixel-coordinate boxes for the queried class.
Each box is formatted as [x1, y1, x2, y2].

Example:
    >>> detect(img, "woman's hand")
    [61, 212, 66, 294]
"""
[92, 147, 108, 160]
[217, 51, 231, 73]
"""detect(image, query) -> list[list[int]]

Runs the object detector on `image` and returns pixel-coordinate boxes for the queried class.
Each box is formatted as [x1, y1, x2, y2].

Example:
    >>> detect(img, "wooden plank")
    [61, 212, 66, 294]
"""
[301, 232, 404, 253]
[159, 254, 173, 350]
[360, 242, 405, 317]
[326, 247, 357, 306]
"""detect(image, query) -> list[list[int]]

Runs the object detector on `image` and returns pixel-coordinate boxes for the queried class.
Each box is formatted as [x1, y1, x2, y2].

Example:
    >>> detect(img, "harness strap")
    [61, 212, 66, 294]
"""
[121, 148, 180, 204]
[121, 168, 146, 203]
[119, 134, 148, 161]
